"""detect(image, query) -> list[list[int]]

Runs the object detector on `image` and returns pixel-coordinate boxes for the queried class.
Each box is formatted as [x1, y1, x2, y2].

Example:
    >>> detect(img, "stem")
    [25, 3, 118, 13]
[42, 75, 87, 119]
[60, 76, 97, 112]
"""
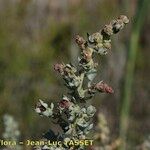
[119, 0, 149, 149]
[79, 72, 85, 89]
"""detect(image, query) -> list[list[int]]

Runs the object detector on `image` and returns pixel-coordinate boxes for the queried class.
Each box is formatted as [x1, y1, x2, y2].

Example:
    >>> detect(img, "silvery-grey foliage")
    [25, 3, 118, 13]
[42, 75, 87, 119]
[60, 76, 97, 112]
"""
[2, 114, 22, 150]
[35, 15, 129, 150]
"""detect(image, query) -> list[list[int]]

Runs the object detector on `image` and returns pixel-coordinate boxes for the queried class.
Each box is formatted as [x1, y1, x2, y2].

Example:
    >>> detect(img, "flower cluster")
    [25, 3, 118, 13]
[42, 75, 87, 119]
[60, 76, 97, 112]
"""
[93, 113, 121, 150]
[89, 81, 114, 95]
[2, 114, 22, 150]
[94, 113, 110, 146]
[35, 15, 129, 150]
[137, 136, 150, 150]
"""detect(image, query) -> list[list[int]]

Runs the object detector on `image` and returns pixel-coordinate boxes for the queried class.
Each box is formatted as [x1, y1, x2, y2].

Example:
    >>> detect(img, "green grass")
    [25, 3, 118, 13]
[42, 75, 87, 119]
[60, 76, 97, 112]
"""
[119, 0, 149, 149]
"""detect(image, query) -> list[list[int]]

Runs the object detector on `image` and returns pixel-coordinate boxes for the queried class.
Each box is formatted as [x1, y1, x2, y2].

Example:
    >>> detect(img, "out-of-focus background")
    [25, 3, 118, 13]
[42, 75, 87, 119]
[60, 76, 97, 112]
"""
[0, 0, 149, 149]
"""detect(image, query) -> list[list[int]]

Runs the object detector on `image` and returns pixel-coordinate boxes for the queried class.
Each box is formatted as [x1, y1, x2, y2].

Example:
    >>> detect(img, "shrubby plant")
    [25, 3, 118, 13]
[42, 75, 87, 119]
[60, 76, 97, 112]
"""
[93, 113, 121, 150]
[2, 114, 22, 150]
[136, 136, 150, 150]
[35, 15, 129, 150]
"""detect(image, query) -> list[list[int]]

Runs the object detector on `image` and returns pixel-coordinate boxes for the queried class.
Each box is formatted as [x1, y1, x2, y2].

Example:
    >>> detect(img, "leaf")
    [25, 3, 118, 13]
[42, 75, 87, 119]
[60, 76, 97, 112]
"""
[86, 68, 97, 87]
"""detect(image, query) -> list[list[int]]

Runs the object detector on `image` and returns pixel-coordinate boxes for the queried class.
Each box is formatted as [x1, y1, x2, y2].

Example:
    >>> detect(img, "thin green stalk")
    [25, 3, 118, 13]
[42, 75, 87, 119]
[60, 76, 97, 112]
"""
[119, 0, 149, 149]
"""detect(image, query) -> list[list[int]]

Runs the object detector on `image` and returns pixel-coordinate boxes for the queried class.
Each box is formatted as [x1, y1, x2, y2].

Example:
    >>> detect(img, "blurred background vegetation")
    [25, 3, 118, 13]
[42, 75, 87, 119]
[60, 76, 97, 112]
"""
[0, 0, 149, 149]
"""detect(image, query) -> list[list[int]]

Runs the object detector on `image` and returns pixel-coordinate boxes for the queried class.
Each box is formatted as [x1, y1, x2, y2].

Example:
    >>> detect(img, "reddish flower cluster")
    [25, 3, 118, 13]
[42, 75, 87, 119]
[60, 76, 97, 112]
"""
[59, 99, 71, 109]
[95, 82, 114, 94]
[102, 15, 129, 36]
[54, 63, 64, 74]
[75, 35, 87, 50]
[88, 81, 114, 95]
